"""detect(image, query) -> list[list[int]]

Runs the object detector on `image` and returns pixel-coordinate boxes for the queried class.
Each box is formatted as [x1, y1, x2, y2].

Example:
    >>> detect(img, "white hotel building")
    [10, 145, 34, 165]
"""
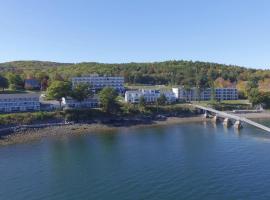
[125, 89, 176, 104]
[62, 96, 99, 109]
[172, 87, 238, 101]
[72, 75, 124, 92]
[0, 93, 40, 113]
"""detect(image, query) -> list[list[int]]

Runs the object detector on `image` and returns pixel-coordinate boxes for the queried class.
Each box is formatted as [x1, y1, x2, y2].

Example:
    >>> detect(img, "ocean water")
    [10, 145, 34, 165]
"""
[1, 120, 270, 200]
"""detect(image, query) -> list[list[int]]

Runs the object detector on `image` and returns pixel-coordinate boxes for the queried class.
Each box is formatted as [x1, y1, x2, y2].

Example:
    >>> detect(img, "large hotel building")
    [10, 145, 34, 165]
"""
[172, 87, 238, 101]
[71, 75, 124, 92]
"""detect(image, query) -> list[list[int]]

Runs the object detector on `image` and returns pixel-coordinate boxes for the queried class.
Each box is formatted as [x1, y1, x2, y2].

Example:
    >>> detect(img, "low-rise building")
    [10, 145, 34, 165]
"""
[172, 86, 238, 101]
[71, 75, 124, 93]
[125, 89, 176, 104]
[24, 79, 40, 90]
[0, 93, 40, 113]
[215, 88, 238, 100]
[62, 97, 99, 109]
[125, 90, 142, 103]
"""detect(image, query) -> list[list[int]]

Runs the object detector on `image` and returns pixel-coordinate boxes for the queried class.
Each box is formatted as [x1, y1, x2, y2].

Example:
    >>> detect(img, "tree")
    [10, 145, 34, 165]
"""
[36, 72, 50, 90]
[246, 76, 259, 94]
[210, 84, 216, 102]
[139, 96, 146, 112]
[7, 74, 24, 90]
[139, 96, 146, 107]
[246, 76, 260, 106]
[71, 83, 93, 102]
[47, 81, 71, 107]
[260, 92, 270, 109]
[52, 73, 64, 81]
[157, 93, 167, 106]
[248, 88, 263, 107]
[99, 87, 119, 113]
[0, 75, 9, 91]
[214, 77, 233, 88]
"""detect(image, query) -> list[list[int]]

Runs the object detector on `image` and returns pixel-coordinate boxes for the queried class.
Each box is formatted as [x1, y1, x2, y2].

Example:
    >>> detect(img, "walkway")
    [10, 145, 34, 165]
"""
[194, 104, 270, 133]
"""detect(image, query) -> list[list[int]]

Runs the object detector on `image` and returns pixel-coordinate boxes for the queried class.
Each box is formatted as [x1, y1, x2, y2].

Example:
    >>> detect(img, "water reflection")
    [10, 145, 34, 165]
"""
[2, 120, 270, 200]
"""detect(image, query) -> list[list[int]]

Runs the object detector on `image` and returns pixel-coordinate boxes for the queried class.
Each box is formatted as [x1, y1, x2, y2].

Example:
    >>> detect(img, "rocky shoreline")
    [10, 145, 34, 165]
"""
[0, 116, 205, 146]
[1, 112, 270, 146]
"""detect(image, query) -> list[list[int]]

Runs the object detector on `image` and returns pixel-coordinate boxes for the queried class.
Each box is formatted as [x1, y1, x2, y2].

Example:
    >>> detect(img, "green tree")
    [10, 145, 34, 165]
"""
[139, 96, 146, 112]
[248, 88, 263, 107]
[157, 93, 167, 106]
[246, 76, 259, 94]
[99, 87, 119, 113]
[7, 74, 24, 90]
[47, 81, 71, 107]
[260, 92, 270, 109]
[0, 75, 9, 91]
[210, 84, 216, 103]
[139, 96, 146, 107]
[71, 83, 93, 102]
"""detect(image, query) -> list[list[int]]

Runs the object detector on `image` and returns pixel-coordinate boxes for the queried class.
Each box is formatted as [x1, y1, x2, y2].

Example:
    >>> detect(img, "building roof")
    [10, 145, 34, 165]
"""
[0, 93, 40, 100]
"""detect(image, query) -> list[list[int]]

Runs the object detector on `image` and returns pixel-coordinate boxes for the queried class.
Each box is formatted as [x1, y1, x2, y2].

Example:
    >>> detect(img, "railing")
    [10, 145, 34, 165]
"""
[194, 105, 270, 133]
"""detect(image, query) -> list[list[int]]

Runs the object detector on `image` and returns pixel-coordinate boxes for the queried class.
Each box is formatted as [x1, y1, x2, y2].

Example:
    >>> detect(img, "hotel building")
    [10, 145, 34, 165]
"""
[125, 89, 176, 104]
[71, 75, 124, 93]
[172, 87, 238, 101]
[0, 93, 40, 113]
[61, 96, 99, 109]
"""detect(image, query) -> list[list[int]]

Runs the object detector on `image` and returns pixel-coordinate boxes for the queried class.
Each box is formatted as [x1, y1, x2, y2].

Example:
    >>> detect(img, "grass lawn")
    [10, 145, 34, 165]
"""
[192, 99, 251, 111]
[193, 99, 250, 106]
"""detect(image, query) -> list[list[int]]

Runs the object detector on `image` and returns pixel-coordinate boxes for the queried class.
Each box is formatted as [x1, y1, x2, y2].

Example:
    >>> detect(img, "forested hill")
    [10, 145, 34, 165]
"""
[0, 61, 72, 70]
[0, 60, 269, 88]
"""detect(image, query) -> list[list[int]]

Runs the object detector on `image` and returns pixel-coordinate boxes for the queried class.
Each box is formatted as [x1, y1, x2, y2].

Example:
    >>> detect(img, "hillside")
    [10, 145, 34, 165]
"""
[0, 60, 269, 88]
[0, 60, 72, 71]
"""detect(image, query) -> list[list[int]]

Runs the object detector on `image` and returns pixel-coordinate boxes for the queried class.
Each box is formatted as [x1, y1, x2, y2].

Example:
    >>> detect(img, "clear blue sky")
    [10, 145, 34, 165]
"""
[0, 0, 269, 68]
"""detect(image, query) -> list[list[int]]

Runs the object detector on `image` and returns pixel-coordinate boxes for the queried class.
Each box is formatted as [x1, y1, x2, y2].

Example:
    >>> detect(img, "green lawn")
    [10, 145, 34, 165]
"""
[193, 99, 250, 106]
[192, 99, 251, 111]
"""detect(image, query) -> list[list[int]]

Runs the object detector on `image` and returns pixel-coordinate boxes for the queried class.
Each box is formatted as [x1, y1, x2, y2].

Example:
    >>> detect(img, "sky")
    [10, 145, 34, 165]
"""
[0, 0, 270, 69]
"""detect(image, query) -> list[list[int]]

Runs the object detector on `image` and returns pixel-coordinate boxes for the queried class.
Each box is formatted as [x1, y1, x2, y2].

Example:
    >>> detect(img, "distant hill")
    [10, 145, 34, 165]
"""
[0, 60, 72, 71]
[0, 60, 269, 89]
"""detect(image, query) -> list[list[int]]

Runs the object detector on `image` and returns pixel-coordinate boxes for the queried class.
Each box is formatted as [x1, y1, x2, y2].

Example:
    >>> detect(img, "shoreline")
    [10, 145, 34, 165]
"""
[0, 116, 205, 146]
[1, 112, 270, 146]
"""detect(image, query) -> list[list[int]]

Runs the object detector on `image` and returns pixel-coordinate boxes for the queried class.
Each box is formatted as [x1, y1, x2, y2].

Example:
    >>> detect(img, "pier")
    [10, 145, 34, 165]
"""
[194, 105, 270, 133]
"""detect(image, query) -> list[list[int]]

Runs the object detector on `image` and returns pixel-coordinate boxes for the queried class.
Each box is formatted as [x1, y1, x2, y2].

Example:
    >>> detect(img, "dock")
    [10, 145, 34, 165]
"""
[194, 104, 270, 133]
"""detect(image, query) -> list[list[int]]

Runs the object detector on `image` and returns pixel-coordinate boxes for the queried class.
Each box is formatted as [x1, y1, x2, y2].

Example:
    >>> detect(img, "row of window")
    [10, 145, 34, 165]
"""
[0, 106, 40, 112]
[0, 98, 39, 102]
[0, 102, 40, 106]
[74, 78, 123, 80]
[73, 83, 123, 86]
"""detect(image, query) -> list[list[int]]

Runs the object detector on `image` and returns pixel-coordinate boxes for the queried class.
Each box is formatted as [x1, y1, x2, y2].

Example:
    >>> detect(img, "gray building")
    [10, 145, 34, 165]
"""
[0, 93, 40, 113]
[172, 87, 238, 101]
[71, 75, 124, 93]
[62, 96, 99, 109]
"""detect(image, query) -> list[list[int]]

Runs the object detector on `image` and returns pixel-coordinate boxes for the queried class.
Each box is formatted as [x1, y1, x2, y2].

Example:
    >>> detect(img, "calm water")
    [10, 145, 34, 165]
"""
[1, 120, 270, 200]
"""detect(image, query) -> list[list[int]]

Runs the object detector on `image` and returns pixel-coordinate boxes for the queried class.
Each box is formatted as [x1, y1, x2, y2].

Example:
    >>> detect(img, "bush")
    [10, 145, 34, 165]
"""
[0, 111, 63, 126]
